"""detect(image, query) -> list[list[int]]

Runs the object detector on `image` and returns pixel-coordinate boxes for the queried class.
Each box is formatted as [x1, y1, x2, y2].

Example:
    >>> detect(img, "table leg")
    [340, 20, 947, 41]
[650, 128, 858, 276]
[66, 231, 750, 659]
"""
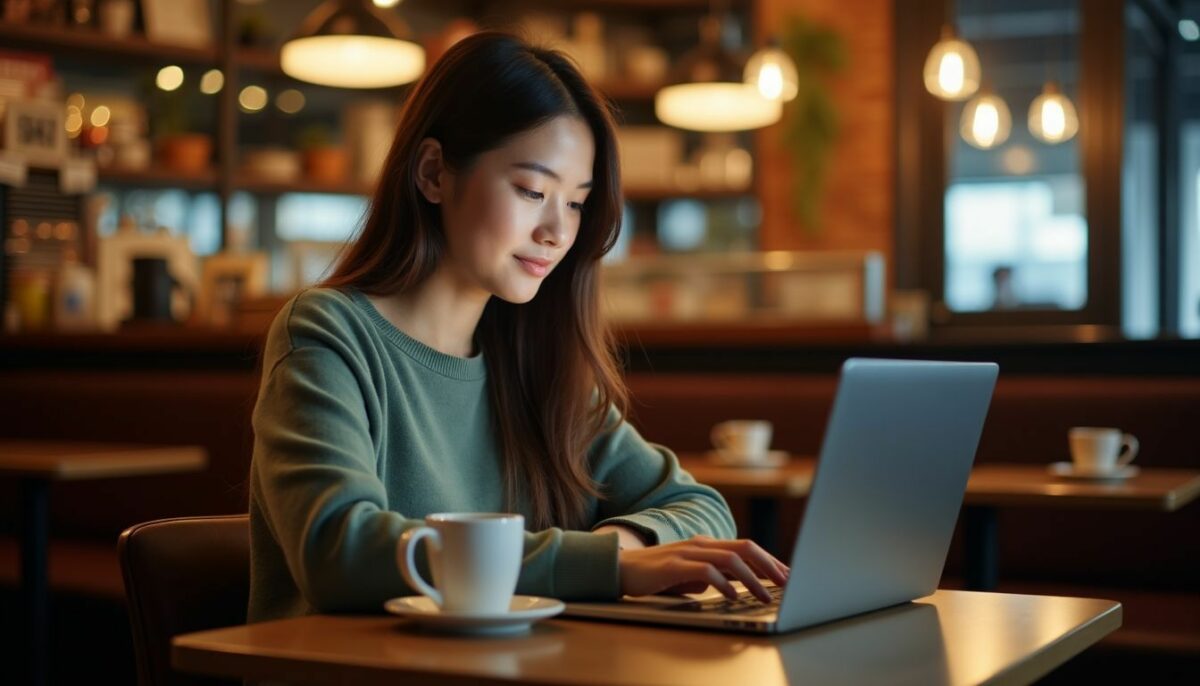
[964, 505, 999, 591]
[21, 477, 50, 686]
[747, 497, 781, 558]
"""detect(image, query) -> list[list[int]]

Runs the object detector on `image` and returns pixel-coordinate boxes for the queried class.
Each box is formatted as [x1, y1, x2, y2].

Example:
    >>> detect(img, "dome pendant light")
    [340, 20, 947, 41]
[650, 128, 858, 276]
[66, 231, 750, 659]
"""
[281, 0, 425, 89]
[923, 24, 981, 101]
[1028, 81, 1079, 144]
[743, 39, 798, 102]
[960, 86, 1011, 149]
[655, 15, 781, 132]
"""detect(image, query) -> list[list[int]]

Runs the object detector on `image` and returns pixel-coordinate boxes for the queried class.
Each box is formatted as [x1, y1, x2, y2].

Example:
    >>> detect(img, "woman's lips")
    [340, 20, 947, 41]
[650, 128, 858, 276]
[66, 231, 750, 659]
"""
[515, 256, 551, 277]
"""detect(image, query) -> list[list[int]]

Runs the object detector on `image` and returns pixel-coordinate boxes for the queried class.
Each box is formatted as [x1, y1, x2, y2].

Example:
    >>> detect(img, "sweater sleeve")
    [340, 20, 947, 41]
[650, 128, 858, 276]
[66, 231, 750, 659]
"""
[252, 342, 622, 613]
[587, 407, 737, 545]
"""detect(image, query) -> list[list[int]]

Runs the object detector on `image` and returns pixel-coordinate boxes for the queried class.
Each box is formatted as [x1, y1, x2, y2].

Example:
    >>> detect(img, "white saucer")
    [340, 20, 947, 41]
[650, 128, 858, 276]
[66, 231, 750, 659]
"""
[383, 595, 564, 636]
[707, 449, 789, 468]
[1047, 462, 1140, 481]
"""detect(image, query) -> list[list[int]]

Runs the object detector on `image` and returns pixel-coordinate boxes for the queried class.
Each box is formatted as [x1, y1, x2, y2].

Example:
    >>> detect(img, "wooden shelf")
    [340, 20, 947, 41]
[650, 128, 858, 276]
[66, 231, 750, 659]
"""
[98, 167, 218, 191]
[235, 175, 374, 197]
[624, 186, 753, 202]
[0, 21, 218, 65]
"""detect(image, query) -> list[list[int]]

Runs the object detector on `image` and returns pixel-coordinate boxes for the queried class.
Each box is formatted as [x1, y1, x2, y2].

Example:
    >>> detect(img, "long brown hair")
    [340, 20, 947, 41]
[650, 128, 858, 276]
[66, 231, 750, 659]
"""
[321, 31, 627, 530]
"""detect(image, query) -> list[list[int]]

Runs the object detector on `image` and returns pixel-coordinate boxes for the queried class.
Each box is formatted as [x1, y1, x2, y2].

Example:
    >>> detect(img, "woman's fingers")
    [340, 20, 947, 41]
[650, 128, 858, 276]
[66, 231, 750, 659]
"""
[689, 537, 790, 587]
[674, 560, 738, 600]
[681, 549, 772, 602]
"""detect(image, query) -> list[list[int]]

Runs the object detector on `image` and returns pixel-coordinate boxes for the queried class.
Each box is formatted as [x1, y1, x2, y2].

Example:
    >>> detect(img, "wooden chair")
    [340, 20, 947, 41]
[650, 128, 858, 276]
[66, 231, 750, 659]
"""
[118, 514, 250, 686]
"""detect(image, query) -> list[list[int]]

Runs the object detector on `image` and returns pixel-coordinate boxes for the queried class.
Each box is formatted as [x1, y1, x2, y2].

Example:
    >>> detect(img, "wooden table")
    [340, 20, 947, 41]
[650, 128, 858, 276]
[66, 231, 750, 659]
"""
[0, 440, 207, 686]
[172, 590, 1121, 686]
[679, 455, 1200, 591]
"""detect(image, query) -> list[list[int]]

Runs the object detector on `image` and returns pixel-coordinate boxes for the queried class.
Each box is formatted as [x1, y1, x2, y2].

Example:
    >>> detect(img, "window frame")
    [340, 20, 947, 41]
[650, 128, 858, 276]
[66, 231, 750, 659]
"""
[894, 0, 1183, 335]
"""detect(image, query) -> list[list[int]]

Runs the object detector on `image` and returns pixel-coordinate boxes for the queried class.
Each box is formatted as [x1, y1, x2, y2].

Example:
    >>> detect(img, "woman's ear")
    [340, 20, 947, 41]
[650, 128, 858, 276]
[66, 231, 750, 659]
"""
[414, 138, 447, 204]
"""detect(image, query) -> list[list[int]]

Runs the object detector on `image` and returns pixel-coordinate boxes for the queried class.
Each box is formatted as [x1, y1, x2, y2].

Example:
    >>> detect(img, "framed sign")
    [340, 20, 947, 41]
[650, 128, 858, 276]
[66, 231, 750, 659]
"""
[3, 99, 66, 167]
[195, 251, 269, 327]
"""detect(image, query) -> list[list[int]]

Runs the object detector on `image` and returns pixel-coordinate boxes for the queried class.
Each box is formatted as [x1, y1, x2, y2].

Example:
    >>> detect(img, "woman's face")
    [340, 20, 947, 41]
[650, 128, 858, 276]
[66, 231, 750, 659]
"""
[437, 115, 595, 304]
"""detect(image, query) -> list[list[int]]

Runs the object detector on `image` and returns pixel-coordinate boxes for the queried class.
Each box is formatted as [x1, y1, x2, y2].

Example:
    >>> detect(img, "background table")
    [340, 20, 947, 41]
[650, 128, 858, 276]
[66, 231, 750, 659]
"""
[0, 440, 207, 686]
[678, 455, 1200, 590]
[173, 590, 1121, 686]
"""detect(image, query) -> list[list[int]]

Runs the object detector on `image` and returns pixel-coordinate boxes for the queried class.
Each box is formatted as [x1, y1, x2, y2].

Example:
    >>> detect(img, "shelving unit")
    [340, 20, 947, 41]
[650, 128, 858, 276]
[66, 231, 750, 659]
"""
[5, 0, 759, 255]
[0, 20, 218, 65]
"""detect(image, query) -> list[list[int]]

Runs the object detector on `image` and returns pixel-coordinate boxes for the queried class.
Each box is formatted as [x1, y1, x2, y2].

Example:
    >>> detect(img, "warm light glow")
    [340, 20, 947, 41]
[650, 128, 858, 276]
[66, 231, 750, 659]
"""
[1028, 84, 1079, 144]
[923, 28, 981, 101]
[373, 0, 401, 6]
[65, 108, 83, 137]
[939, 53, 964, 93]
[66, 93, 85, 109]
[276, 89, 306, 114]
[200, 69, 224, 94]
[238, 85, 268, 112]
[960, 92, 1011, 149]
[743, 46, 799, 102]
[1001, 145, 1036, 175]
[281, 35, 424, 88]
[156, 65, 184, 92]
[89, 105, 111, 127]
[656, 83, 782, 132]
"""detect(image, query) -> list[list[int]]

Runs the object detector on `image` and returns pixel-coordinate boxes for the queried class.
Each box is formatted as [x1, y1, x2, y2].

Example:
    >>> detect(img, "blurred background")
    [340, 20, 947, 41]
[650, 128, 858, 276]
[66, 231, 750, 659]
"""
[0, 1, 1198, 684]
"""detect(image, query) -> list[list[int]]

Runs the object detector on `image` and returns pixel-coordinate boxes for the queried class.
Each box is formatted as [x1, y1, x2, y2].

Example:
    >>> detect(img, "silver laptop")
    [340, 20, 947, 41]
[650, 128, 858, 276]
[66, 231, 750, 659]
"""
[565, 358, 998, 634]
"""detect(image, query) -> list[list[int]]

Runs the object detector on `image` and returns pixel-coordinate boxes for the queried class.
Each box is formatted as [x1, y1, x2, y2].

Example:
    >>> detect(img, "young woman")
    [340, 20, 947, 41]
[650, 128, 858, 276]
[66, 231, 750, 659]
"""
[248, 31, 789, 623]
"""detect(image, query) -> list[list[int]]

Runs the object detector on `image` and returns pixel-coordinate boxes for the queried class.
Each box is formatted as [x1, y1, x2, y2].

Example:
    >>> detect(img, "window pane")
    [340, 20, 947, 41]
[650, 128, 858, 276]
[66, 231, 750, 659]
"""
[1122, 2, 1162, 338]
[1178, 2, 1200, 337]
[944, 0, 1086, 313]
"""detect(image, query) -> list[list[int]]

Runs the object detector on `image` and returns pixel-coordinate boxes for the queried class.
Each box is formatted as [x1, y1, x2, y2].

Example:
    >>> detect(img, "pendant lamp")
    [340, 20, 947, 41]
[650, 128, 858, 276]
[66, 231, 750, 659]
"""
[960, 87, 1011, 149]
[743, 39, 798, 102]
[1028, 81, 1078, 144]
[923, 24, 981, 101]
[655, 15, 781, 132]
[281, 0, 425, 89]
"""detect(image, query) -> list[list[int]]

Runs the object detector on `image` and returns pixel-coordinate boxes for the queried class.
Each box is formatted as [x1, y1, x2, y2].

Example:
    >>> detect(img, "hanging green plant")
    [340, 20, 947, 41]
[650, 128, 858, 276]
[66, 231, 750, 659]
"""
[779, 16, 846, 232]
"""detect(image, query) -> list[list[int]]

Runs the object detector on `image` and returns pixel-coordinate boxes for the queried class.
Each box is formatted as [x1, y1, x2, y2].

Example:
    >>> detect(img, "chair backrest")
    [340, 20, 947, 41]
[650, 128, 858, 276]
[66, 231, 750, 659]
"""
[118, 514, 250, 686]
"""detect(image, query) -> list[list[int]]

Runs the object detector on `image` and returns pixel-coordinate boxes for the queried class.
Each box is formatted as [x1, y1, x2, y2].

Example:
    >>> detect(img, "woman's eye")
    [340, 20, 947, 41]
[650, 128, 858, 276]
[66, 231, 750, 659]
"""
[568, 201, 585, 212]
[516, 186, 544, 201]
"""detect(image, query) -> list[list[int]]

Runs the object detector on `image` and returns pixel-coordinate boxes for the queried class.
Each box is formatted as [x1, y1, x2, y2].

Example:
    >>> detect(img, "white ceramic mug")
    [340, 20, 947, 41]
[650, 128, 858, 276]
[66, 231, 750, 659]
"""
[1068, 427, 1139, 473]
[710, 420, 773, 462]
[397, 513, 524, 614]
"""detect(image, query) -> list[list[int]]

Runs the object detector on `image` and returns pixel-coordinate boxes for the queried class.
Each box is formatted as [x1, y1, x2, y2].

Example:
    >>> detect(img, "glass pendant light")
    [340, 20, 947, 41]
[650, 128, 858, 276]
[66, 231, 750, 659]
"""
[743, 39, 798, 102]
[281, 0, 425, 89]
[960, 87, 1011, 149]
[655, 15, 781, 132]
[923, 25, 981, 101]
[1028, 83, 1078, 145]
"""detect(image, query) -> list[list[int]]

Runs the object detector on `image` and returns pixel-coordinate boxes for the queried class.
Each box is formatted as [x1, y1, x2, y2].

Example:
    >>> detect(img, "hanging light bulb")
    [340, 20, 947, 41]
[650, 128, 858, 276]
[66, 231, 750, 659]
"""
[923, 25, 981, 101]
[655, 15, 782, 132]
[1028, 81, 1079, 144]
[743, 40, 798, 102]
[281, 0, 424, 89]
[960, 88, 1011, 149]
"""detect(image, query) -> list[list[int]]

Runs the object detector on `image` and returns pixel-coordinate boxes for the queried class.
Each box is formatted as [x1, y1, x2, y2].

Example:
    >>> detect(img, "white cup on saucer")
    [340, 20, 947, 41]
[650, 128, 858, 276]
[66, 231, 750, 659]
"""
[1068, 427, 1139, 474]
[711, 420, 773, 465]
[397, 513, 524, 614]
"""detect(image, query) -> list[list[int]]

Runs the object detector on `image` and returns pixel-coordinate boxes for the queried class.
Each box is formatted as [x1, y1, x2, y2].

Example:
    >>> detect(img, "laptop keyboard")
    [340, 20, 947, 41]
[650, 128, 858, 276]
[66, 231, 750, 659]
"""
[664, 585, 785, 615]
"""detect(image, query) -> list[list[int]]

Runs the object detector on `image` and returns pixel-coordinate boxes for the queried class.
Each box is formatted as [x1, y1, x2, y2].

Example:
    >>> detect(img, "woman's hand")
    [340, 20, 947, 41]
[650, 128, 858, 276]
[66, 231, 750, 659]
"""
[617, 535, 790, 603]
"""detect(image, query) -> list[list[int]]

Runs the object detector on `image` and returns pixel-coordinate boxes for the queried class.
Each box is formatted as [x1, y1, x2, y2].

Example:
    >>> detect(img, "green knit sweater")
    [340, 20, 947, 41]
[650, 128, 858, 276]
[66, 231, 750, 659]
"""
[247, 287, 735, 622]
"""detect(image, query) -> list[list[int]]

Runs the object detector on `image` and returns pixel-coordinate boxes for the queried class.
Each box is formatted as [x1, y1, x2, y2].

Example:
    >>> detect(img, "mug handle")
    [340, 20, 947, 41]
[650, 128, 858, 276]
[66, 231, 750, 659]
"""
[1117, 434, 1140, 468]
[397, 526, 443, 608]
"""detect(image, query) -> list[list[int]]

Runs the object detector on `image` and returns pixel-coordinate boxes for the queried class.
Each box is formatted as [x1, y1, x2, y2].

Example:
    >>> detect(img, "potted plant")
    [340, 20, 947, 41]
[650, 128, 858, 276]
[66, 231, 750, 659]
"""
[297, 123, 347, 185]
[150, 77, 212, 174]
[778, 16, 846, 232]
